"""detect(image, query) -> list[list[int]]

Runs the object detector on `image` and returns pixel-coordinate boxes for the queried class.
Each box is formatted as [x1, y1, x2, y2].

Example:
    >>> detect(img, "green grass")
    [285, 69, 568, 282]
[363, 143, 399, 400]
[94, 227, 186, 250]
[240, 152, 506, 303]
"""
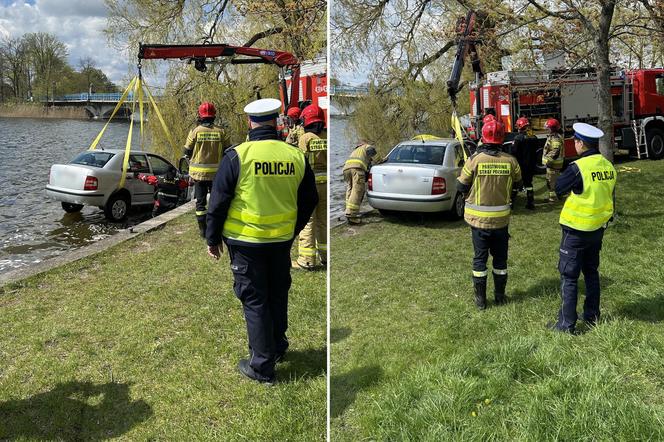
[331, 159, 664, 441]
[0, 214, 326, 441]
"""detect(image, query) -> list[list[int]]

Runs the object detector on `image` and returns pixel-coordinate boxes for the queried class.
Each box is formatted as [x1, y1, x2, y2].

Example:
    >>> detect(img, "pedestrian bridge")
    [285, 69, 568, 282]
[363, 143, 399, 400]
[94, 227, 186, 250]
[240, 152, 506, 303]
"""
[39, 92, 146, 119]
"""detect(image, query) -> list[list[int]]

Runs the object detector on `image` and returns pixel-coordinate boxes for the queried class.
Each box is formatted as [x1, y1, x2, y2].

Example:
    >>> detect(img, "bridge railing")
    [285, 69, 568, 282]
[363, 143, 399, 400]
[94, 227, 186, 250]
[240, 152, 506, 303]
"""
[329, 85, 369, 96]
[38, 92, 135, 102]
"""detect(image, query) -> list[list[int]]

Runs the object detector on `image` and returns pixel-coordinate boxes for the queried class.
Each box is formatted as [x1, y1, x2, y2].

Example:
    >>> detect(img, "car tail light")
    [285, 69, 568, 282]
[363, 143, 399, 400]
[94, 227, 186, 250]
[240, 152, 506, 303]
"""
[368, 173, 373, 191]
[432, 176, 446, 195]
[84, 176, 98, 190]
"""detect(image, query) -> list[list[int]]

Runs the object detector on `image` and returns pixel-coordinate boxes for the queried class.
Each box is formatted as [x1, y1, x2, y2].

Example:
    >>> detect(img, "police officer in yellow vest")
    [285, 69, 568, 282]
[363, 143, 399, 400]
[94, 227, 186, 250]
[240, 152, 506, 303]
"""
[342, 143, 377, 224]
[542, 118, 564, 202]
[205, 98, 318, 383]
[294, 104, 327, 269]
[184, 102, 231, 237]
[549, 123, 616, 333]
[457, 119, 522, 310]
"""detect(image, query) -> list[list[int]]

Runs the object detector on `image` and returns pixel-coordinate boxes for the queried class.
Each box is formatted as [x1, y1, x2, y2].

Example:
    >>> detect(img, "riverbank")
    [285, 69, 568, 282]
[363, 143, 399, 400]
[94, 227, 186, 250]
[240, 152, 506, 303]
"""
[331, 159, 664, 440]
[0, 211, 326, 440]
[0, 103, 87, 119]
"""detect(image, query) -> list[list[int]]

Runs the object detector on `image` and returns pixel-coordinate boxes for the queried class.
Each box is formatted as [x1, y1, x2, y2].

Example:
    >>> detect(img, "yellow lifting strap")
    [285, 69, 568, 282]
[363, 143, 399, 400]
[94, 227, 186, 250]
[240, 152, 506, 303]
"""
[88, 74, 178, 189]
[89, 76, 137, 151]
[450, 109, 468, 161]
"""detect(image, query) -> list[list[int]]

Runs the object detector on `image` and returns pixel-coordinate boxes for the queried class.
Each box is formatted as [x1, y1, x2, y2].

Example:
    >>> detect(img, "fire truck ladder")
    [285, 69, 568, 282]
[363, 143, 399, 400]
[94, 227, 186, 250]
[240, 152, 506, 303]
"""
[627, 74, 648, 158]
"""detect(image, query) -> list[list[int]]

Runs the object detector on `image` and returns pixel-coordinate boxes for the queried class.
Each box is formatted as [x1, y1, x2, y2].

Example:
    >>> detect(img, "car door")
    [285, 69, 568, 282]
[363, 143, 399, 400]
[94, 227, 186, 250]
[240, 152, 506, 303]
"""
[126, 154, 154, 205]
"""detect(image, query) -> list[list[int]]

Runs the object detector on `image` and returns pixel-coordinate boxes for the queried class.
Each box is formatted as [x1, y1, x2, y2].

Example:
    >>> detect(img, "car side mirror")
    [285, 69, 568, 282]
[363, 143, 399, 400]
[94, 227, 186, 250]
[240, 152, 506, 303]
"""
[178, 156, 190, 175]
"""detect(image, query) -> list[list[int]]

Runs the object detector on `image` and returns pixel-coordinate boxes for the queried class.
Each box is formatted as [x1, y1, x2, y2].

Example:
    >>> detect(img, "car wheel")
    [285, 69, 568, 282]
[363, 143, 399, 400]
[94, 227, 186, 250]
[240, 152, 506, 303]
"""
[449, 192, 464, 220]
[646, 127, 664, 160]
[61, 202, 83, 213]
[104, 193, 129, 222]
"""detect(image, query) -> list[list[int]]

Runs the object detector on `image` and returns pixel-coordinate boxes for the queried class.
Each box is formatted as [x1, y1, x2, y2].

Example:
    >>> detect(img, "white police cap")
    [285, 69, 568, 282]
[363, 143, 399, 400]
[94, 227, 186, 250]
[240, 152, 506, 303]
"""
[573, 122, 604, 144]
[244, 98, 282, 123]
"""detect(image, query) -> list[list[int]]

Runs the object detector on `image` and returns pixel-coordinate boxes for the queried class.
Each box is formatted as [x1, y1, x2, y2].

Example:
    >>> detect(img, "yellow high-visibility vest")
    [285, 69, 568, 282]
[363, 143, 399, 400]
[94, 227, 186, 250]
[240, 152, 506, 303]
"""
[559, 154, 616, 231]
[222, 139, 305, 243]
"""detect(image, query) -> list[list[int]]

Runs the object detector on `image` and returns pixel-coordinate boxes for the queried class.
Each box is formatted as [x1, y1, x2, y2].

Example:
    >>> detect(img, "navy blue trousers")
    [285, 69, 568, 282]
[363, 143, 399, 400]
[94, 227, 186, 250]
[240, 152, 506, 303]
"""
[471, 226, 509, 273]
[194, 180, 213, 220]
[227, 241, 292, 378]
[555, 228, 604, 331]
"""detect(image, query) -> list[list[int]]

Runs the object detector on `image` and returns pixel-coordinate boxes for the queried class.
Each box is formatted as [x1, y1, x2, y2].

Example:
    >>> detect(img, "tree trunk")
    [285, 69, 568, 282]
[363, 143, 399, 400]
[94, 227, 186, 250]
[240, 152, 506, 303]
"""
[594, 0, 616, 162]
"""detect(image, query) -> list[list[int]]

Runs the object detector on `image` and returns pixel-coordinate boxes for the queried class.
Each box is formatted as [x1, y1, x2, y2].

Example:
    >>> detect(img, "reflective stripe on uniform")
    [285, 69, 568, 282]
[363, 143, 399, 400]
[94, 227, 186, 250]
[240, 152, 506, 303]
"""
[195, 210, 207, 216]
[228, 208, 297, 225]
[299, 247, 317, 256]
[493, 268, 508, 275]
[462, 165, 471, 176]
[346, 201, 360, 210]
[465, 203, 511, 219]
[344, 158, 367, 170]
[317, 243, 327, 251]
[157, 192, 179, 198]
[473, 269, 488, 277]
[189, 162, 219, 173]
[223, 219, 295, 239]
[315, 174, 327, 183]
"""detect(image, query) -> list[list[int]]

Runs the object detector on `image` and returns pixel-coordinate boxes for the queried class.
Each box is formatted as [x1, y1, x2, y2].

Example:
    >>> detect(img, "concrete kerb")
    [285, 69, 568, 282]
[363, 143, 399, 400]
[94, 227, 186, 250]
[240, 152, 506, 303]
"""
[0, 200, 196, 288]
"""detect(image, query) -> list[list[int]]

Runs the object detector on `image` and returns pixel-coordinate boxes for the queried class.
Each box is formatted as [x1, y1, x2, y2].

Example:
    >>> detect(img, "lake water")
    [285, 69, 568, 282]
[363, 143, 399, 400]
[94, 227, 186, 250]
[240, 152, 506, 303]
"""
[0, 117, 151, 273]
[330, 116, 357, 221]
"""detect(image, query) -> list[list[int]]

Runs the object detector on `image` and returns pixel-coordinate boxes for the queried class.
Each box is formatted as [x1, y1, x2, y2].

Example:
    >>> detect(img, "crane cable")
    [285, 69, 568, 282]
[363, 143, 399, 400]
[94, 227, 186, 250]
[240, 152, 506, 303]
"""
[88, 66, 177, 189]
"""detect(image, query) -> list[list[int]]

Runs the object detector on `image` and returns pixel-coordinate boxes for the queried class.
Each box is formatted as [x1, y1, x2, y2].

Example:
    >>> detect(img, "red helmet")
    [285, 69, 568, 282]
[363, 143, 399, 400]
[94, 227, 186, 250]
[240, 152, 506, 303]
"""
[516, 117, 530, 130]
[482, 114, 496, 124]
[198, 102, 216, 118]
[481, 119, 505, 144]
[286, 106, 301, 120]
[301, 104, 325, 126]
[544, 118, 560, 131]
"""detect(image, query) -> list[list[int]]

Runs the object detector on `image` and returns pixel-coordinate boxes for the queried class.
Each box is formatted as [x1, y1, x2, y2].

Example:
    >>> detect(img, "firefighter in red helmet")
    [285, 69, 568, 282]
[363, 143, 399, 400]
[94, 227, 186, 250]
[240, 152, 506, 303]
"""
[184, 102, 231, 237]
[543, 117, 564, 202]
[294, 104, 327, 269]
[511, 116, 538, 209]
[456, 119, 522, 310]
[285, 106, 304, 147]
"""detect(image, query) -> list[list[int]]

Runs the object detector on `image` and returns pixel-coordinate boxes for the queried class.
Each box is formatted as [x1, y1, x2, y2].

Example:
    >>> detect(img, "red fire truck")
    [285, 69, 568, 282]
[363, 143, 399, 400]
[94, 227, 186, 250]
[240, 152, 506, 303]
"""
[468, 68, 664, 161]
[281, 57, 328, 121]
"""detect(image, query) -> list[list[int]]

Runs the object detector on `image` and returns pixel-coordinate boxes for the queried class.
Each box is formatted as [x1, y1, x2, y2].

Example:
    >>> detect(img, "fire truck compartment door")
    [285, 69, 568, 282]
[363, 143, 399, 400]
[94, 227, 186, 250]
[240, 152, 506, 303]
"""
[562, 82, 599, 122]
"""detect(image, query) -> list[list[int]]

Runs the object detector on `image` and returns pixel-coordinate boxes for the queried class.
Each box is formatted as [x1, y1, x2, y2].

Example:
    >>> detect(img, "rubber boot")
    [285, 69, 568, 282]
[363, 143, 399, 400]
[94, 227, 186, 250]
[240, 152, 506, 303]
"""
[197, 218, 207, 238]
[473, 276, 487, 310]
[494, 272, 508, 305]
[526, 190, 535, 210]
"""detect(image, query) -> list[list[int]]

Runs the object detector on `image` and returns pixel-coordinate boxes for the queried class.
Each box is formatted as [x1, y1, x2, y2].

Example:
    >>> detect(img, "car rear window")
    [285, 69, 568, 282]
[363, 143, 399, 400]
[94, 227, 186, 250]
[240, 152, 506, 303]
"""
[71, 151, 115, 168]
[386, 144, 447, 165]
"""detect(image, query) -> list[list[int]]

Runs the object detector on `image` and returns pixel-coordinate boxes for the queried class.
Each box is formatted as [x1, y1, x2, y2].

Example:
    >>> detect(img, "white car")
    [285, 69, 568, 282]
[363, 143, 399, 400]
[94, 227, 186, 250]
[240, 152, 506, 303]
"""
[46, 149, 189, 221]
[367, 139, 473, 217]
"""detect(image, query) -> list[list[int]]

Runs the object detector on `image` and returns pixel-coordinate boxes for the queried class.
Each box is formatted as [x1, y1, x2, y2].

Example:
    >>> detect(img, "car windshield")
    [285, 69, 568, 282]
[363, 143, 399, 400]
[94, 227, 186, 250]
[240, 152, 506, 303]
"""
[71, 151, 115, 168]
[386, 144, 447, 165]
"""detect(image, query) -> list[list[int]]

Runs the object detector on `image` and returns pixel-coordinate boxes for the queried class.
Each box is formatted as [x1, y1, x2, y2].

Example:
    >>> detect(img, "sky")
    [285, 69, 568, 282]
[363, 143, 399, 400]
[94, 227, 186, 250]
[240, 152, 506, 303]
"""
[0, 0, 133, 86]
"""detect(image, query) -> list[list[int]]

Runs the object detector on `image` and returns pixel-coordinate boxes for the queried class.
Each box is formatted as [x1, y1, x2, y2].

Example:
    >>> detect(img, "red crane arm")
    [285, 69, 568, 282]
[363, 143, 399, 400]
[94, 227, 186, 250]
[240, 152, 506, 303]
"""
[138, 43, 299, 67]
[138, 43, 301, 111]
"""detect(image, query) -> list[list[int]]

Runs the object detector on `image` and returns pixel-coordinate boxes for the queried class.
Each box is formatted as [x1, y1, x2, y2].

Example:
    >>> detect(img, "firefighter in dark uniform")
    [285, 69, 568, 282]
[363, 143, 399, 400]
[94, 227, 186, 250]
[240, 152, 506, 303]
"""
[549, 123, 616, 333]
[511, 117, 538, 209]
[205, 98, 318, 384]
[184, 102, 231, 237]
[457, 119, 522, 309]
[135, 166, 189, 217]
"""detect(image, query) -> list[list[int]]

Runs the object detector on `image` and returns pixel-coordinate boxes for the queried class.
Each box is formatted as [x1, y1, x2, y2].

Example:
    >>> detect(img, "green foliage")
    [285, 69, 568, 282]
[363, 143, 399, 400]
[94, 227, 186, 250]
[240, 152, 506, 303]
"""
[331, 159, 664, 440]
[105, 0, 326, 160]
[0, 214, 326, 440]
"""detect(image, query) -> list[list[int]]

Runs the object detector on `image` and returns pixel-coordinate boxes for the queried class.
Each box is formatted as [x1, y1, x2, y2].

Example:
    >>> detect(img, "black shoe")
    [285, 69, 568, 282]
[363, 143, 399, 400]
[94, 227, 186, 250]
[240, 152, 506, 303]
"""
[473, 276, 487, 310]
[493, 272, 508, 305]
[546, 321, 576, 334]
[275, 352, 286, 363]
[238, 359, 275, 385]
[197, 219, 207, 238]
